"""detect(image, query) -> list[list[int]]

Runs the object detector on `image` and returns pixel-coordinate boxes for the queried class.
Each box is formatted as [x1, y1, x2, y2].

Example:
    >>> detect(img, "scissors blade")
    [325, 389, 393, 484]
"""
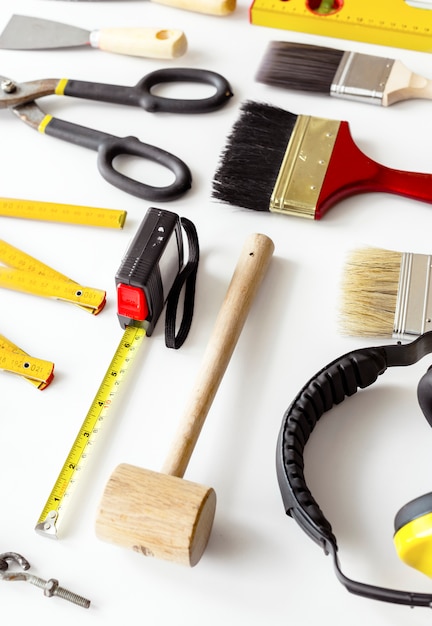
[0, 77, 59, 108]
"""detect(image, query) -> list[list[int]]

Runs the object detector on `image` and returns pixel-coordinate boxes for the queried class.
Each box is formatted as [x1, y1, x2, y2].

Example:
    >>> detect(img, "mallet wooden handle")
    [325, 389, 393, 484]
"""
[162, 233, 274, 478]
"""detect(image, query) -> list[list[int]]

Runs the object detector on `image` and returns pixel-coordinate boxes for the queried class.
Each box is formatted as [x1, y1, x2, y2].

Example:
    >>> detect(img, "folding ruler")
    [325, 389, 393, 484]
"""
[0, 334, 54, 389]
[0, 239, 106, 314]
[249, 0, 432, 52]
[0, 197, 126, 228]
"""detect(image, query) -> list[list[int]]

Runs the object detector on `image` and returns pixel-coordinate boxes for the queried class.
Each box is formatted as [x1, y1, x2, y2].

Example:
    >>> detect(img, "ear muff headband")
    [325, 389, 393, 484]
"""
[277, 331, 432, 608]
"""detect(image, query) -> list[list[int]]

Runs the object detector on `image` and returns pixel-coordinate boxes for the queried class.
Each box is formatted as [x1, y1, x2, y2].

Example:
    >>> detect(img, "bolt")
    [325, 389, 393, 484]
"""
[29, 575, 91, 608]
[1, 79, 16, 94]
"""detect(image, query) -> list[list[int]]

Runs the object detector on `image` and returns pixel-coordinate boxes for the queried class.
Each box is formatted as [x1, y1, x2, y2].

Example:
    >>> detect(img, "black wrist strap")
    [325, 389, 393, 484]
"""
[165, 217, 199, 349]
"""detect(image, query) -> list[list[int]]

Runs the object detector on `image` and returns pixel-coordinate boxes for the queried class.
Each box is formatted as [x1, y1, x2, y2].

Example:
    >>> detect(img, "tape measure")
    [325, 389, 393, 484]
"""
[35, 208, 195, 538]
[0, 334, 54, 389]
[0, 197, 126, 228]
[0, 239, 106, 314]
[35, 325, 146, 537]
[249, 0, 432, 52]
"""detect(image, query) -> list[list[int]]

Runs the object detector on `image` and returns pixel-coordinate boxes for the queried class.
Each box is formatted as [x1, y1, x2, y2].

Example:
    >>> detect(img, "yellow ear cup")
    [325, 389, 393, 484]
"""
[394, 493, 432, 577]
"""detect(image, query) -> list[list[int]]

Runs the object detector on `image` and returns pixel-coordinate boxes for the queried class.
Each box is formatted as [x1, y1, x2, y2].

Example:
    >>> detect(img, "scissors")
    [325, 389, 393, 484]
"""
[0, 68, 233, 201]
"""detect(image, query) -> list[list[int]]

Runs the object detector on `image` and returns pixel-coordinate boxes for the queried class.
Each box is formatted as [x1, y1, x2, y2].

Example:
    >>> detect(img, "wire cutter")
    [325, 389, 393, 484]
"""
[0, 68, 233, 201]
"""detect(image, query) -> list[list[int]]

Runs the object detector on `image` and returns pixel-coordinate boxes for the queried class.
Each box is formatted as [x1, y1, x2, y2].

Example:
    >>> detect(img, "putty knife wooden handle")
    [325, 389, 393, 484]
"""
[91, 27, 187, 58]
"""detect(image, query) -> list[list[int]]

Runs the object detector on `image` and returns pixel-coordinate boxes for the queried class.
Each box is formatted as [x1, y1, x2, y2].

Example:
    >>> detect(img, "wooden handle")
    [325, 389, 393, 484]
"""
[150, 0, 235, 16]
[92, 28, 187, 59]
[161, 233, 274, 478]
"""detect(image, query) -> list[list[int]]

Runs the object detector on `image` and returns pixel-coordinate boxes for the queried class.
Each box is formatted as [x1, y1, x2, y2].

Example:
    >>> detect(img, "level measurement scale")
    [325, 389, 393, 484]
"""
[0, 197, 126, 228]
[250, 0, 432, 52]
[35, 325, 145, 537]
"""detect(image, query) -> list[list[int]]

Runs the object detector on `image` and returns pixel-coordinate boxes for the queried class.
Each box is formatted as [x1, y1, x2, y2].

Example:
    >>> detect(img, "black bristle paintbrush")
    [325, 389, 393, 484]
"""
[255, 41, 432, 107]
[339, 247, 432, 341]
[212, 100, 432, 220]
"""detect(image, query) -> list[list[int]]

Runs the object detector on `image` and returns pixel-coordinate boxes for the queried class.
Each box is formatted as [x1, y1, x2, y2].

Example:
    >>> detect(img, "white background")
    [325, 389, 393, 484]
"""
[1, 0, 432, 623]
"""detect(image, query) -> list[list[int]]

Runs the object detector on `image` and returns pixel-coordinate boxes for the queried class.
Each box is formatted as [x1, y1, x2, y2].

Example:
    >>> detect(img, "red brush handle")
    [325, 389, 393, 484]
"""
[315, 122, 432, 220]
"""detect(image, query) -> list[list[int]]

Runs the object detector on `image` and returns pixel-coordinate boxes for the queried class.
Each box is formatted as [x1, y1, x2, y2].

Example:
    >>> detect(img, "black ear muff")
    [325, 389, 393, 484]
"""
[277, 332, 432, 608]
[418, 365, 432, 427]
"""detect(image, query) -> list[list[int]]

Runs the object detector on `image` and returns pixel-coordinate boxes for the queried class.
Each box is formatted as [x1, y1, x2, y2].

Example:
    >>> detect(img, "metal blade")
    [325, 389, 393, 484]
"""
[0, 14, 91, 50]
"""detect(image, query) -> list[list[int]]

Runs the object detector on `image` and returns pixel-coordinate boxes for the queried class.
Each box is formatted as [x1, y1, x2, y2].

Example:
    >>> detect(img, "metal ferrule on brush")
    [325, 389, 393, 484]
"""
[331, 52, 394, 106]
[393, 253, 432, 341]
[270, 116, 339, 219]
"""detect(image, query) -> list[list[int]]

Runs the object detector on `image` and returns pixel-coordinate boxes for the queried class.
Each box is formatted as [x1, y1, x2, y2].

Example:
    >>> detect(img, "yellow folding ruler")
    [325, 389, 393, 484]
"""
[0, 240, 106, 314]
[249, 0, 432, 52]
[0, 197, 126, 228]
[0, 334, 54, 389]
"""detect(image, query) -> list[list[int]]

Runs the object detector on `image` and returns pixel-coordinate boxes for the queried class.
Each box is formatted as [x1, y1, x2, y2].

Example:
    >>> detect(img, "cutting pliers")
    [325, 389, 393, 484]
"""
[0, 68, 233, 201]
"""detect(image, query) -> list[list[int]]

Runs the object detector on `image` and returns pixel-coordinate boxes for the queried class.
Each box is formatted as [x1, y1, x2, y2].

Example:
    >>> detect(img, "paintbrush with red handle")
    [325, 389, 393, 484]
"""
[212, 100, 432, 220]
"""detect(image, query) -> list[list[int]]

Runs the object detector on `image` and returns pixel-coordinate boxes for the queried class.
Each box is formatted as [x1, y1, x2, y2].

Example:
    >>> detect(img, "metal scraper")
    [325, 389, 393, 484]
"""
[0, 14, 188, 58]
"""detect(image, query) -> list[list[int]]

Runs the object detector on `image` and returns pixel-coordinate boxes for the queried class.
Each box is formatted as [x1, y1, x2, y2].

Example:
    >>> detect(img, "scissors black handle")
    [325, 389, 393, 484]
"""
[44, 116, 192, 201]
[61, 68, 233, 113]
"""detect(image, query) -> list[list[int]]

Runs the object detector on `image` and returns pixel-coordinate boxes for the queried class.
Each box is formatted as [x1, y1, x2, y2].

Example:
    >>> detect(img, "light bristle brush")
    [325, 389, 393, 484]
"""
[212, 100, 432, 220]
[339, 247, 432, 341]
[256, 41, 432, 107]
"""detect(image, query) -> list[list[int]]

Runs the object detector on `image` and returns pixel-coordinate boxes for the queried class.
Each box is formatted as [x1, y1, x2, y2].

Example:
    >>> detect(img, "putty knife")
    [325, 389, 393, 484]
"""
[0, 15, 188, 59]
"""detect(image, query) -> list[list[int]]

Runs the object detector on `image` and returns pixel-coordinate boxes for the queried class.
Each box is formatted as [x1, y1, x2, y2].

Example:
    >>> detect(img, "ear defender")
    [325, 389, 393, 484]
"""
[393, 366, 432, 577]
[277, 331, 432, 608]
[394, 493, 432, 577]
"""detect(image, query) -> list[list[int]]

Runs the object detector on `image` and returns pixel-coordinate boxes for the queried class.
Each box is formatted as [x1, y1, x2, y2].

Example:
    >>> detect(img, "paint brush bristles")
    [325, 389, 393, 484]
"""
[256, 41, 432, 107]
[340, 247, 432, 340]
[212, 100, 432, 220]
[256, 42, 344, 94]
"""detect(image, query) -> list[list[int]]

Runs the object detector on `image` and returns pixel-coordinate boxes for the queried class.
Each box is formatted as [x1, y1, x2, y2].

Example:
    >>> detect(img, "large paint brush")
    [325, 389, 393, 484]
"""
[212, 100, 432, 220]
[339, 247, 432, 341]
[255, 41, 432, 107]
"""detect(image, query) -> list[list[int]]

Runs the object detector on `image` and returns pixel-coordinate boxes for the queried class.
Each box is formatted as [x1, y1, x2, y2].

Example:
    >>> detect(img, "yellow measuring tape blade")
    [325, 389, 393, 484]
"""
[35, 324, 146, 537]
[0, 239, 106, 314]
[249, 0, 432, 52]
[0, 336, 54, 388]
[0, 197, 126, 228]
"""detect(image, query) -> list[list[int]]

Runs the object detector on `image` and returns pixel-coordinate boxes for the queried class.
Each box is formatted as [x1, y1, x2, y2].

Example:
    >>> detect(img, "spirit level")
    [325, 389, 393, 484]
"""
[249, 0, 432, 53]
[35, 208, 186, 537]
[0, 196, 126, 228]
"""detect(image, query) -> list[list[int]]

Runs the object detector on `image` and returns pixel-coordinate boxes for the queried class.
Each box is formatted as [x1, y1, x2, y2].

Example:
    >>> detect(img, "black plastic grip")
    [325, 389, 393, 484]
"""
[277, 347, 388, 549]
[62, 68, 233, 114]
[43, 117, 192, 201]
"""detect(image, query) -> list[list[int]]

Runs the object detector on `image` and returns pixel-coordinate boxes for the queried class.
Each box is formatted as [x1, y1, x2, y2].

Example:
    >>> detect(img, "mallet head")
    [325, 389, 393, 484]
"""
[95, 463, 217, 566]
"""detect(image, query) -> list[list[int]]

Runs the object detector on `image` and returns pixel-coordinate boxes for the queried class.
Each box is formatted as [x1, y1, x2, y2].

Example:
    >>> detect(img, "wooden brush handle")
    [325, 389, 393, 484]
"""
[161, 233, 274, 478]
[150, 0, 235, 15]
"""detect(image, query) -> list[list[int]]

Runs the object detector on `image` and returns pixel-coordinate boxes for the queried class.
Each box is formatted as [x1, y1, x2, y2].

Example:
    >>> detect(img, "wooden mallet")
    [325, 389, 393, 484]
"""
[95, 233, 274, 566]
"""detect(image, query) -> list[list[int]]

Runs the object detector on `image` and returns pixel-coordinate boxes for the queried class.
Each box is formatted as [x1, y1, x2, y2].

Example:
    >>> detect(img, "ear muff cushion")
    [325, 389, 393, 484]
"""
[394, 492, 432, 533]
[394, 493, 432, 577]
[278, 347, 387, 545]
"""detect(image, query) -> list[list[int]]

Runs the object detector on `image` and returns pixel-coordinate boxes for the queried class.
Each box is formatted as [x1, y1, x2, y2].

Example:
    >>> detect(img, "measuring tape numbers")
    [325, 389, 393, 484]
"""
[35, 324, 146, 537]
[249, 0, 432, 52]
